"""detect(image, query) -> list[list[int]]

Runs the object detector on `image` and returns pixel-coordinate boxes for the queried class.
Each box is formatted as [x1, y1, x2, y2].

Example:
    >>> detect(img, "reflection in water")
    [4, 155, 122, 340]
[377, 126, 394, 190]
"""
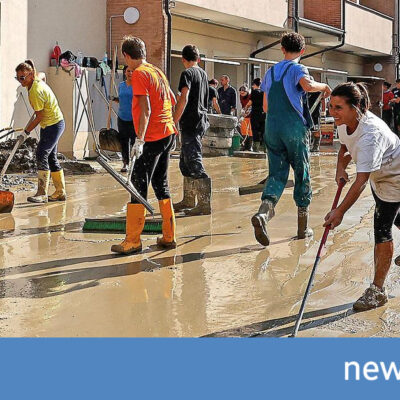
[0, 156, 397, 337]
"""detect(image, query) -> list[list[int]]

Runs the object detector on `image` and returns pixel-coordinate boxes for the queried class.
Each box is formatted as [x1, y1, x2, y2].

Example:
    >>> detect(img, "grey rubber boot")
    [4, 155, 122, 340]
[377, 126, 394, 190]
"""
[310, 134, 321, 153]
[353, 284, 388, 311]
[251, 199, 275, 246]
[27, 170, 50, 204]
[174, 176, 196, 212]
[184, 177, 211, 216]
[297, 207, 313, 239]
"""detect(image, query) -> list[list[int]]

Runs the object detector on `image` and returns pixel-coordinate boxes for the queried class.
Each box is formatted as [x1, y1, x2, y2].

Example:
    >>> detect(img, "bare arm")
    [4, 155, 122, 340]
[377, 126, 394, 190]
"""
[212, 97, 221, 114]
[173, 86, 189, 125]
[263, 92, 268, 113]
[335, 144, 352, 184]
[25, 110, 44, 133]
[169, 88, 177, 106]
[300, 76, 331, 97]
[244, 100, 252, 112]
[136, 95, 151, 140]
[323, 172, 370, 228]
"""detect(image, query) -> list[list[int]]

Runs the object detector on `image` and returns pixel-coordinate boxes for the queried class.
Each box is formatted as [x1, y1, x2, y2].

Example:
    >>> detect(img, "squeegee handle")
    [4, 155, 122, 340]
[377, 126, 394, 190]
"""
[316, 178, 346, 257]
[291, 178, 346, 337]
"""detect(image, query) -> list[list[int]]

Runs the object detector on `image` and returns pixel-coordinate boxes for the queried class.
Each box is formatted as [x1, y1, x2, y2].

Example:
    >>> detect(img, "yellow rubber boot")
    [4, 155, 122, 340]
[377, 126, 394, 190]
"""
[27, 170, 50, 203]
[111, 203, 146, 254]
[48, 169, 66, 201]
[157, 198, 177, 249]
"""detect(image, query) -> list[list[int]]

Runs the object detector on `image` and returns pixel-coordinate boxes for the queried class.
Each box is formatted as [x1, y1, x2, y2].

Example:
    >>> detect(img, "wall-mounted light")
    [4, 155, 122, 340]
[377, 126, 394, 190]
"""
[123, 7, 140, 24]
[109, 8, 141, 55]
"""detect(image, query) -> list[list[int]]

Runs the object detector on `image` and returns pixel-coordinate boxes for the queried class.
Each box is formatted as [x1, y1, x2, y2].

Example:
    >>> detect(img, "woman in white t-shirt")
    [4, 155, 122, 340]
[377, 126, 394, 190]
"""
[324, 82, 400, 311]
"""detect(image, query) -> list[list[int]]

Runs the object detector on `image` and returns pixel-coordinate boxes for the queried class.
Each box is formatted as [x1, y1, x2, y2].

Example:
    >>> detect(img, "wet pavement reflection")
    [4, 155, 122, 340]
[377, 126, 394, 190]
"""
[0, 156, 399, 337]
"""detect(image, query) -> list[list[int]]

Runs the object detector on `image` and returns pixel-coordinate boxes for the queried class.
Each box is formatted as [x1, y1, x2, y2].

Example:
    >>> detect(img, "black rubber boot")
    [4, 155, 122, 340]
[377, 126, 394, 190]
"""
[251, 200, 275, 246]
[247, 136, 253, 151]
[297, 207, 313, 239]
[310, 134, 321, 153]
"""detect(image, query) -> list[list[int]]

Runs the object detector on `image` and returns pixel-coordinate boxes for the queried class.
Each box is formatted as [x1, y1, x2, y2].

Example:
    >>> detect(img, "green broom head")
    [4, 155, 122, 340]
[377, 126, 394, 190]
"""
[82, 218, 162, 234]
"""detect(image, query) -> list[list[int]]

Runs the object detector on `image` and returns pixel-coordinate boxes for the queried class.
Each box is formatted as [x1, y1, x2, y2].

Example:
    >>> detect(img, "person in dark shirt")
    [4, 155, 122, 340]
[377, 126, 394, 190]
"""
[247, 78, 266, 151]
[391, 79, 400, 137]
[173, 44, 211, 216]
[218, 75, 237, 115]
[208, 78, 221, 114]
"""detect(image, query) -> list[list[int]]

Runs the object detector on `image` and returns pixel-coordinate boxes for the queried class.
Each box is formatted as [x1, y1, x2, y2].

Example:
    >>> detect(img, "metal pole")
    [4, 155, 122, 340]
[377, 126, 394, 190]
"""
[109, 15, 123, 57]
[290, 179, 346, 337]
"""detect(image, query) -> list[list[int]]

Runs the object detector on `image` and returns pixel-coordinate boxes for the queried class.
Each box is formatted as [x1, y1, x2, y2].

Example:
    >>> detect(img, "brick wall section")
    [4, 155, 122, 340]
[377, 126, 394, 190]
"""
[106, 0, 167, 72]
[303, 0, 342, 29]
[359, 0, 395, 18]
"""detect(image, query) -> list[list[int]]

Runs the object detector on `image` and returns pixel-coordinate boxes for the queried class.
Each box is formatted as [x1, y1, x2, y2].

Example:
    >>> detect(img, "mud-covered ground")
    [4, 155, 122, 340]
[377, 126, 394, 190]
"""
[0, 137, 96, 175]
[0, 153, 399, 337]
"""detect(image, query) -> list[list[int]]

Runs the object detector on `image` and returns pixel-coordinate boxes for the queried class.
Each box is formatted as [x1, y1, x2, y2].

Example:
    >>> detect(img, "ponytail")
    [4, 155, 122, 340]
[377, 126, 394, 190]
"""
[356, 82, 370, 114]
[331, 82, 370, 115]
[15, 59, 37, 77]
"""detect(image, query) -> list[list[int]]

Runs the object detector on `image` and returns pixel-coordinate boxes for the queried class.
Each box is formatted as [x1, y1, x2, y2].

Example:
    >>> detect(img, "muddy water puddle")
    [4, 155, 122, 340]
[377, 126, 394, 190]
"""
[0, 157, 399, 337]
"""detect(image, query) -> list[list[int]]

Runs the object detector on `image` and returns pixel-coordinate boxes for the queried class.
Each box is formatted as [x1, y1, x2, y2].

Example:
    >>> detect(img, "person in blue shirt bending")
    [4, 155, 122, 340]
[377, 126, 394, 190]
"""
[251, 32, 331, 246]
[112, 65, 137, 172]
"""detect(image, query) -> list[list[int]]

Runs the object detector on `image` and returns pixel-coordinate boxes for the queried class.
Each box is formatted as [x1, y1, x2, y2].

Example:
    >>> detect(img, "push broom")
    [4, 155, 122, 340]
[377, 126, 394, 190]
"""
[82, 48, 162, 234]
[290, 178, 346, 337]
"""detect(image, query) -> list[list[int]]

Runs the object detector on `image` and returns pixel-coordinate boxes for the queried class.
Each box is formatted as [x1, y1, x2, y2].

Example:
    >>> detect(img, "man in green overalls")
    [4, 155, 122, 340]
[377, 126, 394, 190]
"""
[252, 33, 331, 246]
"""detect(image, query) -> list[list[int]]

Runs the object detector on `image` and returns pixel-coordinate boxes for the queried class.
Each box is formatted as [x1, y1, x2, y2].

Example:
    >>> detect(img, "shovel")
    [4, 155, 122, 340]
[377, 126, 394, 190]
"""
[0, 116, 35, 213]
[99, 45, 121, 152]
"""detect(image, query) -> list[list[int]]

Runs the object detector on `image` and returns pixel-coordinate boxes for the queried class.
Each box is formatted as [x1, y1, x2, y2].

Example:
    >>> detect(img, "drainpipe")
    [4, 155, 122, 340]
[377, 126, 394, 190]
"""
[301, 0, 345, 61]
[164, 0, 172, 80]
[109, 14, 123, 55]
[293, 0, 299, 33]
[249, 0, 299, 60]
[249, 39, 281, 59]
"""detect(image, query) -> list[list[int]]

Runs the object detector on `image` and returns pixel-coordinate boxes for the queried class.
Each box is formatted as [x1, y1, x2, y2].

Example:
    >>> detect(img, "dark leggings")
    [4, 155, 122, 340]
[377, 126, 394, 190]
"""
[372, 190, 400, 244]
[117, 117, 136, 164]
[36, 120, 65, 171]
[250, 113, 265, 144]
[179, 131, 208, 179]
[131, 134, 175, 203]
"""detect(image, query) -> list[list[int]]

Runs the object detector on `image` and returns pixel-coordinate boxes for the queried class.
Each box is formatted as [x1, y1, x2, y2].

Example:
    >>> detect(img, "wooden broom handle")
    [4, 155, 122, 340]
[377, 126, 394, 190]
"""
[106, 46, 118, 130]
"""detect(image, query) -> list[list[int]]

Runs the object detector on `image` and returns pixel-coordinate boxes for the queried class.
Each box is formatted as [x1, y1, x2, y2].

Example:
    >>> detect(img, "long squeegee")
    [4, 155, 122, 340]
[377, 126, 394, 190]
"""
[96, 154, 154, 215]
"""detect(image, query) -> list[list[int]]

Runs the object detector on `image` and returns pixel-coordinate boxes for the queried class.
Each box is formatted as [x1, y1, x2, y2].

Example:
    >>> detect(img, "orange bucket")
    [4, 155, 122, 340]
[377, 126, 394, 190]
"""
[0, 190, 14, 213]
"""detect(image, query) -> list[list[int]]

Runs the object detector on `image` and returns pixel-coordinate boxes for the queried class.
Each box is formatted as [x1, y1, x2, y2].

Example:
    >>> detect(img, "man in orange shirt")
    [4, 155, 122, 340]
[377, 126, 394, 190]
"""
[111, 36, 178, 255]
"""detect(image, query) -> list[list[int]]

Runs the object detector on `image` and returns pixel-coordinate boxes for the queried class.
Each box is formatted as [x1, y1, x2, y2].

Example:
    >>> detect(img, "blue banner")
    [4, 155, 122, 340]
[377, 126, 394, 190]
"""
[0, 339, 399, 399]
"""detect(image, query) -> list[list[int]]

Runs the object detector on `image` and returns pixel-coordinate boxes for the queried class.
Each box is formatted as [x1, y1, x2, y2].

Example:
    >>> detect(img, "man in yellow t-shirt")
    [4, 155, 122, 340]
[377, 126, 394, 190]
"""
[15, 59, 66, 203]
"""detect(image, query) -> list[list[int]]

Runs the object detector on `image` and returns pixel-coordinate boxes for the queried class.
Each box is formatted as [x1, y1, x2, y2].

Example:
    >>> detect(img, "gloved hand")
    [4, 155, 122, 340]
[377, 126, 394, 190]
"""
[17, 130, 30, 142]
[132, 139, 145, 159]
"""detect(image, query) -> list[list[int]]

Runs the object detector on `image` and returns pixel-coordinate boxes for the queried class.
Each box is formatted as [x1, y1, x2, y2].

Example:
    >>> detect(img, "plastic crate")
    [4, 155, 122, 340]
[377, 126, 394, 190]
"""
[320, 123, 335, 145]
